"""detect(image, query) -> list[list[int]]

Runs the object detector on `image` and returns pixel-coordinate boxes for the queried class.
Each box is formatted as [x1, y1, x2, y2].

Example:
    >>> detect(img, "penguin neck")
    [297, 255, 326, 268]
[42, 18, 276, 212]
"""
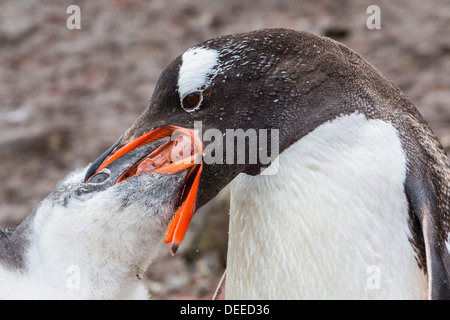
[0, 201, 155, 299]
[226, 113, 427, 299]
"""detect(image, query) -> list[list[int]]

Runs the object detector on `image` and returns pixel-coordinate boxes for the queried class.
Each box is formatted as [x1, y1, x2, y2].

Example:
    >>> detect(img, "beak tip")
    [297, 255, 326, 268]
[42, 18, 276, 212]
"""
[170, 243, 180, 256]
[84, 135, 124, 182]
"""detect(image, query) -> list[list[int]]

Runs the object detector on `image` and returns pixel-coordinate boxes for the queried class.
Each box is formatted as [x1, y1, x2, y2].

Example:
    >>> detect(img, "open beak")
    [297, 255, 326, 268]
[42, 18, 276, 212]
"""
[85, 126, 204, 255]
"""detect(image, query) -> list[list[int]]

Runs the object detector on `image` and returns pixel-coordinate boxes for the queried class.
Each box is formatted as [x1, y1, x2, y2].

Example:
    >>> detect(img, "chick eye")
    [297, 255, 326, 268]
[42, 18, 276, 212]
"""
[89, 172, 110, 184]
[182, 91, 203, 112]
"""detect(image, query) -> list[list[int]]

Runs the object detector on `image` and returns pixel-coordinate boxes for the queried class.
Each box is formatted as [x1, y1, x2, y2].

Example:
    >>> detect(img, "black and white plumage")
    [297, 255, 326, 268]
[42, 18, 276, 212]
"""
[0, 140, 187, 299]
[90, 28, 448, 299]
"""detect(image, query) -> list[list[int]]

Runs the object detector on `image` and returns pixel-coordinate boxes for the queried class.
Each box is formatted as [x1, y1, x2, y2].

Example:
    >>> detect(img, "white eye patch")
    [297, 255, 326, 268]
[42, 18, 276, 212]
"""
[178, 47, 220, 100]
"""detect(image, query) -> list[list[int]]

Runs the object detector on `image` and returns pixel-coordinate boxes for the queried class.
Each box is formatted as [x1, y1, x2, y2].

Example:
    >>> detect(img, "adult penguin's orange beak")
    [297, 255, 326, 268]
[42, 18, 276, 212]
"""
[85, 126, 204, 255]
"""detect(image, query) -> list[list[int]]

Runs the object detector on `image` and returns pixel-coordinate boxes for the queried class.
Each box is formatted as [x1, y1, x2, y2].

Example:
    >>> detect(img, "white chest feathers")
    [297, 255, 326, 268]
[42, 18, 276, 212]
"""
[227, 113, 427, 299]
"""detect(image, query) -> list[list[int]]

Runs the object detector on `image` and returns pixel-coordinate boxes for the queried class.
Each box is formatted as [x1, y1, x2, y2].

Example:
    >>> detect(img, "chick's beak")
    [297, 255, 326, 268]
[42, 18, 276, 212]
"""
[85, 126, 204, 255]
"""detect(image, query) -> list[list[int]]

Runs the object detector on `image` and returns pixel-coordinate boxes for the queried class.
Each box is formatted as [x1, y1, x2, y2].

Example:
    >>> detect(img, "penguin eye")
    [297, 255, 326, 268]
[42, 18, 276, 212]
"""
[89, 172, 110, 184]
[181, 91, 203, 112]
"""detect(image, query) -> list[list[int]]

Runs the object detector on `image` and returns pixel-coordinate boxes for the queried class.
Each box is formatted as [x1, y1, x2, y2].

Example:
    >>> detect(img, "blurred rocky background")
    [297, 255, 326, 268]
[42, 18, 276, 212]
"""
[0, 0, 449, 299]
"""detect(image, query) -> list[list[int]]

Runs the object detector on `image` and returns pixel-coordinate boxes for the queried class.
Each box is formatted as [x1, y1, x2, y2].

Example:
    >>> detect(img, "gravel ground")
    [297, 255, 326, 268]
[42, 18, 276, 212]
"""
[0, 0, 449, 299]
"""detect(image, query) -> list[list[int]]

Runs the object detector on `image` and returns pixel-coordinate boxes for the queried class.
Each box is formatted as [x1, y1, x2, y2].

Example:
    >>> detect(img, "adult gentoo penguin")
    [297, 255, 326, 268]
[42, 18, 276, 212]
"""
[86, 28, 450, 299]
[0, 134, 199, 299]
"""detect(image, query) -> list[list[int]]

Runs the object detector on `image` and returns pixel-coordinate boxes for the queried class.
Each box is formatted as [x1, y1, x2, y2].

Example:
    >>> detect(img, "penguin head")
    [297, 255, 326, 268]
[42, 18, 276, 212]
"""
[85, 28, 371, 252]
[32, 138, 189, 272]
[95, 29, 337, 204]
